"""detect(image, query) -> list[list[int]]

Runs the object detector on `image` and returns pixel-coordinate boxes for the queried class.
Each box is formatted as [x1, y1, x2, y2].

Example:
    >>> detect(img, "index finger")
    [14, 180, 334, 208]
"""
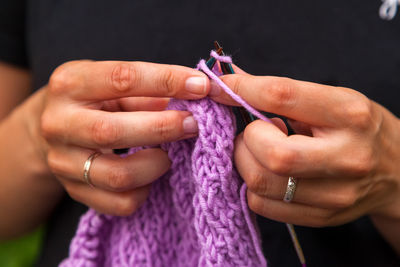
[49, 60, 210, 101]
[211, 74, 364, 127]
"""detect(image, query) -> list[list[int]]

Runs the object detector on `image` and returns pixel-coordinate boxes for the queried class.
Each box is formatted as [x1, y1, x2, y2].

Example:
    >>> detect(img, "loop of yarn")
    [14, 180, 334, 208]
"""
[197, 51, 272, 124]
[60, 52, 268, 267]
[209, 50, 233, 64]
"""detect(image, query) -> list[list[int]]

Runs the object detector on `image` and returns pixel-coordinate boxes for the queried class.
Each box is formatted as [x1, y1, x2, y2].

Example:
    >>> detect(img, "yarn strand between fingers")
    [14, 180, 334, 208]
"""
[197, 57, 272, 124]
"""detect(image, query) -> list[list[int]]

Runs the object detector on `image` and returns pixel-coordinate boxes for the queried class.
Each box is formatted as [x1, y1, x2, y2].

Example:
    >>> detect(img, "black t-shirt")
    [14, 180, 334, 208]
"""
[1, 0, 400, 266]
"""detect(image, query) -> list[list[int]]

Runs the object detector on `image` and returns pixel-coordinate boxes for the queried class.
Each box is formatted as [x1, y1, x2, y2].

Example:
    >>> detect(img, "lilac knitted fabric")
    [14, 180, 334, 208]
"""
[60, 52, 267, 267]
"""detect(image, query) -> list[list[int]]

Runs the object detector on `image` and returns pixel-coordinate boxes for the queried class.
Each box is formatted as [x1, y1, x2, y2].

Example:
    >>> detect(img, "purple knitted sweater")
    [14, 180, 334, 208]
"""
[60, 52, 267, 267]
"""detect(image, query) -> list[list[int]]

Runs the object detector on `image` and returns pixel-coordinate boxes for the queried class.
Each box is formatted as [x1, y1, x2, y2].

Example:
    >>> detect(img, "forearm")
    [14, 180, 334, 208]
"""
[370, 178, 400, 256]
[0, 89, 63, 240]
[370, 109, 400, 256]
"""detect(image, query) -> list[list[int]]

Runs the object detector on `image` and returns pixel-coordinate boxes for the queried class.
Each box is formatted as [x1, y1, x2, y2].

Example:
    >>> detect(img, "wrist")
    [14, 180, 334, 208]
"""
[368, 107, 400, 255]
[12, 88, 51, 177]
[371, 106, 400, 220]
[0, 89, 64, 238]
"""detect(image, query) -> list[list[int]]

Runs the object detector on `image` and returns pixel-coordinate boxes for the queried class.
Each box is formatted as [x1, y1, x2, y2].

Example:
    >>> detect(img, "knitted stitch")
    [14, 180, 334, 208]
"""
[60, 51, 267, 267]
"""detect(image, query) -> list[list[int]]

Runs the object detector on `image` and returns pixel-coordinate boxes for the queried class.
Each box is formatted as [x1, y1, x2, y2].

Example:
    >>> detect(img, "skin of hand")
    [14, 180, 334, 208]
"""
[0, 62, 32, 119]
[40, 60, 210, 216]
[209, 72, 400, 254]
[0, 62, 64, 240]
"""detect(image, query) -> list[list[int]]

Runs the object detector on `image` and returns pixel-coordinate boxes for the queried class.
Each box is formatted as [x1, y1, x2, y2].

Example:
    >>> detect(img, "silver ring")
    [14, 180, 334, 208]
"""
[83, 151, 101, 187]
[283, 176, 297, 203]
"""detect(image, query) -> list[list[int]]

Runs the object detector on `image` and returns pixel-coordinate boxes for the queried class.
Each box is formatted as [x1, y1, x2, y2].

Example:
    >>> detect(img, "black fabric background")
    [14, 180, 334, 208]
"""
[0, 0, 399, 266]
[0, 0, 27, 67]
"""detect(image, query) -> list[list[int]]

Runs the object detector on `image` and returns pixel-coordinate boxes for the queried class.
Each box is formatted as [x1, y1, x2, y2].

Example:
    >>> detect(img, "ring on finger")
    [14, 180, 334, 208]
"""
[83, 151, 102, 187]
[283, 176, 298, 203]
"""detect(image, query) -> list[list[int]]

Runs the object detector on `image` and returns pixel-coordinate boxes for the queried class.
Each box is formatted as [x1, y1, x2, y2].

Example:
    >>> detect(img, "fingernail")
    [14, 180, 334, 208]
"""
[185, 77, 207, 95]
[183, 116, 198, 134]
[209, 80, 221, 96]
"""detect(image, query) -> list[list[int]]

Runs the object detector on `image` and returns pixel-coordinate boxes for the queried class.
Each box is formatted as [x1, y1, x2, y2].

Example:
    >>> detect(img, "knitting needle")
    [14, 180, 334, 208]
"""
[214, 41, 235, 78]
[287, 224, 306, 267]
[213, 41, 254, 125]
[214, 41, 306, 267]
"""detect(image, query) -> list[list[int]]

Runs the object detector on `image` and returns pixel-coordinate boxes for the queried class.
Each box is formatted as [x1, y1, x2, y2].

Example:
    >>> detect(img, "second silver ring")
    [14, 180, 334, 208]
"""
[283, 176, 298, 203]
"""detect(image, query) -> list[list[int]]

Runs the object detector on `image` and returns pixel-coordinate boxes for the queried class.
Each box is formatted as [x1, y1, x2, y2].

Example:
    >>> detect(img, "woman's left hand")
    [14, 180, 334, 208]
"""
[210, 73, 400, 228]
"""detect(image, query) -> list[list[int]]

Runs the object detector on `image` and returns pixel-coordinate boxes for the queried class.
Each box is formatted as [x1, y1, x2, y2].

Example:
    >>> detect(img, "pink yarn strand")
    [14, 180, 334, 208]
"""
[198, 54, 272, 124]
[240, 184, 268, 267]
[210, 50, 233, 63]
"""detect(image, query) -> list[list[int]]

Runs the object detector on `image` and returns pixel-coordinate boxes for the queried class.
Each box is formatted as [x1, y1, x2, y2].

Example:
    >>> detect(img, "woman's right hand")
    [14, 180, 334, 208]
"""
[41, 60, 210, 216]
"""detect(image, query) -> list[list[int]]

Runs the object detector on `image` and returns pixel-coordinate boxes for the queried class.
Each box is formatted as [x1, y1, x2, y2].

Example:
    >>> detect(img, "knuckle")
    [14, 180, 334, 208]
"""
[265, 147, 297, 175]
[106, 167, 131, 191]
[332, 191, 358, 209]
[48, 61, 80, 94]
[265, 77, 296, 110]
[109, 63, 138, 93]
[114, 196, 140, 216]
[312, 210, 337, 227]
[159, 69, 177, 97]
[346, 97, 374, 129]
[90, 118, 120, 147]
[245, 171, 266, 194]
[247, 193, 263, 215]
[230, 76, 246, 97]
[343, 147, 375, 177]
[46, 150, 63, 175]
[40, 111, 55, 139]
[152, 113, 177, 141]
[353, 149, 375, 176]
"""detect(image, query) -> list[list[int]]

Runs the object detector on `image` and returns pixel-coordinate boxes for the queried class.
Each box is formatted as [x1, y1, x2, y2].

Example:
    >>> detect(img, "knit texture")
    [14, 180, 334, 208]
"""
[60, 52, 267, 267]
